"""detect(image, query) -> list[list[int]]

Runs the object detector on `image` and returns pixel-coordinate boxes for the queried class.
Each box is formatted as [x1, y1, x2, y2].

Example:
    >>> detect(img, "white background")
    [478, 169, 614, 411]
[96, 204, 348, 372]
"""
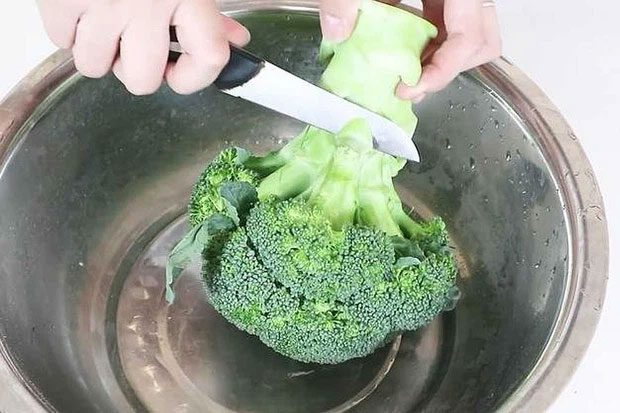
[0, 1, 617, 412]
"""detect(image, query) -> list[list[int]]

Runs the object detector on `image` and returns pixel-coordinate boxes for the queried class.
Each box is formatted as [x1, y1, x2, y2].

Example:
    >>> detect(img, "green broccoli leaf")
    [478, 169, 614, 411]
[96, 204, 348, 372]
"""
[391, 236, 425, 260]
[395, 256, 421, 269]
[220, 181, 258, 226]
[165, 214, 235, 303]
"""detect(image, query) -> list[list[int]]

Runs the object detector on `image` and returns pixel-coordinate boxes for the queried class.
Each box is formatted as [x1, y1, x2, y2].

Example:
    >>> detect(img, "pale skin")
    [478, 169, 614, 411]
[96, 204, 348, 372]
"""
[36, 0, 501, 101]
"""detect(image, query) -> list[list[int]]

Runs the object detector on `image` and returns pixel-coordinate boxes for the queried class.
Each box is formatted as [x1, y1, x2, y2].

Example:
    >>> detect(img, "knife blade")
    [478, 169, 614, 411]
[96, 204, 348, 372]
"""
[170, 42, 420, 161]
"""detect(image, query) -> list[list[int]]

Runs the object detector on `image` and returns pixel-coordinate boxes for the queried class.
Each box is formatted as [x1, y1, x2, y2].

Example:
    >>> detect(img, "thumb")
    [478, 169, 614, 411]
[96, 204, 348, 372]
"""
[397, 33, 475, 102]
[319, 0, 361, 42]
[221, 15, 251, 47]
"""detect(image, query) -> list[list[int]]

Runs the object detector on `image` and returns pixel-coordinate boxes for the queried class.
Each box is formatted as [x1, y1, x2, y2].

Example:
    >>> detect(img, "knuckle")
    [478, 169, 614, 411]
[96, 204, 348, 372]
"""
[124, 79, 162, 96]
[487, 38, 503, 59]
[165, 77, 193, 95]
[73, 55, 109, 78]
[50, 34, 73, 49]
[197, 43, 230, 69]
[167, 79, 200, 95]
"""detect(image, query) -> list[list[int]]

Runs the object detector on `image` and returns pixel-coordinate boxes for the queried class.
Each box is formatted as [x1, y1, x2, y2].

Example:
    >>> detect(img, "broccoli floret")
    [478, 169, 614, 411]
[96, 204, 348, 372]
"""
[204, 198, 457, 364]
[189, 148, 258, 226]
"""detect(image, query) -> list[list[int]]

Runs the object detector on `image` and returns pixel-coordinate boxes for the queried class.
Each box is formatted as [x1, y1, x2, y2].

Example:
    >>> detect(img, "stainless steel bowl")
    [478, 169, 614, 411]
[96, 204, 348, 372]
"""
[0, 2, 608, 412]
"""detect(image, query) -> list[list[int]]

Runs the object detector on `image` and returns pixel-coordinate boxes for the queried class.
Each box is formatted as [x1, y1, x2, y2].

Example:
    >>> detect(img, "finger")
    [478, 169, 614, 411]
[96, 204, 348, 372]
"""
[117, 9, 171, 95]
[221, 15, 251, 47]
[466, 5, 502, 69]
[398, 0, 484, 100]
[397, 33, 477, 100]
[72, 5, 124, 78]
[36, 0, 86, 48]
[319, 0, 361, 42]
[165, 0, 230, 95]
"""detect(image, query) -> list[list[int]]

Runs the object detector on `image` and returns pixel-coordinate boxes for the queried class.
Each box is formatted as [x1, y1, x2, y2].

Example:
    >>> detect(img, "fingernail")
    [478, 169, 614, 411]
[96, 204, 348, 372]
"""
[239, 25, 251, 45]
[395, 81, 418, 100]
[412, 93, 426, 104]
[321, 13, 348, 42]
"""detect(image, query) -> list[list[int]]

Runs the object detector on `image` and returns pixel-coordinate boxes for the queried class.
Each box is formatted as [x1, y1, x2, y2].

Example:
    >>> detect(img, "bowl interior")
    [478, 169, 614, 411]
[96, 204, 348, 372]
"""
[0, 11, 569, 413]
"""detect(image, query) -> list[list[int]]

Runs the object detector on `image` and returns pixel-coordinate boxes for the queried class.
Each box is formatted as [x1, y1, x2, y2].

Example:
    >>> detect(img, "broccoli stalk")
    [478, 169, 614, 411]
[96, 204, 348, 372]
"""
[253, 119, 428, 239]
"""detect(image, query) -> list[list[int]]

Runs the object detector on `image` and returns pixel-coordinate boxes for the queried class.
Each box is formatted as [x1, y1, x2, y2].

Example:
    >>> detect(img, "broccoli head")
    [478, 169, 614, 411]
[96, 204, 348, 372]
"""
[203, 197, 457, 364]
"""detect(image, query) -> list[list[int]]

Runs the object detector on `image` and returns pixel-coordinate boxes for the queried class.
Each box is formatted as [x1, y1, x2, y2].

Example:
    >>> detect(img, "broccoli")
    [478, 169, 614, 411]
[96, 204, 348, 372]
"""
[167, 121, 458, 364]
[188, 148, 258, 226]
[206, 196, 456, 364]
[165, 0, 458, 364]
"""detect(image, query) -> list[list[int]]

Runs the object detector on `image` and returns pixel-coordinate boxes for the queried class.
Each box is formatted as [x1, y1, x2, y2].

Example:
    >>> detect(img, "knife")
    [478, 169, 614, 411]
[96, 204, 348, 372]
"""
[170, 42, 420, 162]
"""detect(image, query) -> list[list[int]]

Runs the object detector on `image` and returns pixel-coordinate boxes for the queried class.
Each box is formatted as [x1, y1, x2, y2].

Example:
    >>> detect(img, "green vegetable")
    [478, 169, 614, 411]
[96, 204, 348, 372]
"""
[166, 1, 458, 364]
[188, 148, 258, 226]
[319, 0, 437, 134]
[207, 187, 457, 364]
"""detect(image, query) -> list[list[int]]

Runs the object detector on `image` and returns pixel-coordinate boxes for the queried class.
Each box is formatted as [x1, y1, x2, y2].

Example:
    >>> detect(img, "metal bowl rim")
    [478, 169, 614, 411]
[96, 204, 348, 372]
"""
[0, 2, 609, 412]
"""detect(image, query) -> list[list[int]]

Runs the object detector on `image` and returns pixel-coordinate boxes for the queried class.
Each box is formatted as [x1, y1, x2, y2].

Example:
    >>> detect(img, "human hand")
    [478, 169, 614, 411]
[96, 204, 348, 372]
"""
[36, 0, 251, 95]
[319, 0, 502, 103]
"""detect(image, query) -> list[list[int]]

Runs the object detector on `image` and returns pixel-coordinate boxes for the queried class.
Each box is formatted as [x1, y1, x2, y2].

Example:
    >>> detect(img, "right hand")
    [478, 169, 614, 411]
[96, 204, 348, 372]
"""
[36, 0, 251, 95]
[319, 0, 502, 103]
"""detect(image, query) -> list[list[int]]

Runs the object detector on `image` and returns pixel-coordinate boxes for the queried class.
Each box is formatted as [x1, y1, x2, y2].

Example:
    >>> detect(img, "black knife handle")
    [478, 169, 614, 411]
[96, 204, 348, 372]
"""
[214, 47, 264, 90]
[168, 26, 263, 90]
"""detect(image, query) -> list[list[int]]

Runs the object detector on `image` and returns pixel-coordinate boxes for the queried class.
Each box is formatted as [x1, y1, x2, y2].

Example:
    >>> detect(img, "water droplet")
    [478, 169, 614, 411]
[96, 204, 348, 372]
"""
[468, 143, 475, 150]
[494, 120, 500, 129]
[490, 105, 498, 112]
[534, 261, 541, 269]
[545, 206, 551, 213]
[483, 157, 489, 165]
[552, 266, 557, 274]
[285, 14, 291, 21]
[461, 105, 467, 112]
[483, 195, 489, 203]
[545, 238, 550, 246]
[448, 100, 454, 109]
[445, 139, 452, 149]
[469, 158, 476, 170]
[508, 177, 515, 184]
[532, 230, 537, 235]
[505, 151, 512, 161]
